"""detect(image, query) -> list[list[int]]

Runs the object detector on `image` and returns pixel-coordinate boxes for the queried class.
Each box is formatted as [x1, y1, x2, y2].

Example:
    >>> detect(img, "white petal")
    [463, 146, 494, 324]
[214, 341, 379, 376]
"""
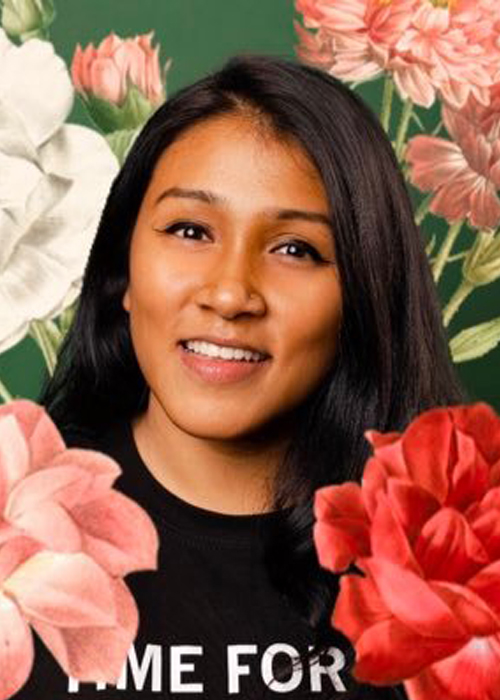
[0, 32, 73, 147]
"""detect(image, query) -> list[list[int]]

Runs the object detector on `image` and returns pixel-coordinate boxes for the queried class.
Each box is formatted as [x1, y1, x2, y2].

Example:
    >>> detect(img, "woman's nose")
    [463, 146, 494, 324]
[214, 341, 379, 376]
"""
[194, 248, 267, 320]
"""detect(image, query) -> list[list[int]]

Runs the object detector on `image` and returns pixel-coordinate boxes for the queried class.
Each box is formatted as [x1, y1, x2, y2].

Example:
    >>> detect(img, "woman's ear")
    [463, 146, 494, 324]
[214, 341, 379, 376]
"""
[123, 288, 130, 312]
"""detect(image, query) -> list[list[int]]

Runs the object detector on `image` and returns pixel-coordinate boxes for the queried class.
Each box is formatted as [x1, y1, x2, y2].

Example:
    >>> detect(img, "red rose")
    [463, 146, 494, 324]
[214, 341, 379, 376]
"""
[314, 403, 500, 700]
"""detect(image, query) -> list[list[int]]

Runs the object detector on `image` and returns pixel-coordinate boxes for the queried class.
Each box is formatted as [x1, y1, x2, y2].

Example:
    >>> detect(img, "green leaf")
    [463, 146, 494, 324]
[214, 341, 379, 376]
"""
[106, 128, 140, 165]
[450, 317, 500, 363]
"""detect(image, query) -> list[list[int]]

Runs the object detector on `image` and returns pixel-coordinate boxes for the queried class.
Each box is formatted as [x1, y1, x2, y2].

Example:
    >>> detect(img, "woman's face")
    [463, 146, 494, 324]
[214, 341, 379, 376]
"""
[123, 114, 343, 441]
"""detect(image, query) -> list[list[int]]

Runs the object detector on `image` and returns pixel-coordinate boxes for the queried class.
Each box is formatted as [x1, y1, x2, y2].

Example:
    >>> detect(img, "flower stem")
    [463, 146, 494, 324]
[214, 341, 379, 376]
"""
[431, 220, 463, 284]
[443, 279, 475, 327]
[429, 251, 467, 264]
[395, 98, 414, 161]
[415, 193, 433, 226]
[0, 377, 13, 404]
[380, 74, 394, 134]
[29, 320, 58, 375]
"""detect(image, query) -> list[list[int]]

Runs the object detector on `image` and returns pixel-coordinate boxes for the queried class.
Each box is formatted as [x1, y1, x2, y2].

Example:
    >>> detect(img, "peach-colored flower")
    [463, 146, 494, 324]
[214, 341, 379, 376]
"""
[0, 400, 159, 699]
[71, 31, 164, 106]
[406, 83, 500, 229]
[295, 0, 500, 109]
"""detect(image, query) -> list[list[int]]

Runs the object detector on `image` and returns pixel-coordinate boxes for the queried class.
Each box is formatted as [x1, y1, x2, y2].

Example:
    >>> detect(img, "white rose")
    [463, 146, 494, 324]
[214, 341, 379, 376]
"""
[0, 28, 118, 353]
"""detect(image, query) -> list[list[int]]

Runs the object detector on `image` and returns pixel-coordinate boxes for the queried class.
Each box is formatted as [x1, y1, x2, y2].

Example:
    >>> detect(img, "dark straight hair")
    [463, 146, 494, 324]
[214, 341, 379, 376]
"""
[40, 55, 467, 698]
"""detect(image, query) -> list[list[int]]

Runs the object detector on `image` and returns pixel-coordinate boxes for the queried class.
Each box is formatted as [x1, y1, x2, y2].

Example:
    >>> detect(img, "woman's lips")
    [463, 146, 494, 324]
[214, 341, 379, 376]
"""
[178, 343, 271, 384]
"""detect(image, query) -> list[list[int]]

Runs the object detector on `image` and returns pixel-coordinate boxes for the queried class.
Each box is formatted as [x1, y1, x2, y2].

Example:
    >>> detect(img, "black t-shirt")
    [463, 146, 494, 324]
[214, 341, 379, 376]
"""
[15, 421, 405, 700]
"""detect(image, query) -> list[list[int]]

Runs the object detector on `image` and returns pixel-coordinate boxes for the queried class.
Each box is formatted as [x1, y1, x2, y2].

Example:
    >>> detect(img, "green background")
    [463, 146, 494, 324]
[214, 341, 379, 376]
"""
[1, 0, 498, 410]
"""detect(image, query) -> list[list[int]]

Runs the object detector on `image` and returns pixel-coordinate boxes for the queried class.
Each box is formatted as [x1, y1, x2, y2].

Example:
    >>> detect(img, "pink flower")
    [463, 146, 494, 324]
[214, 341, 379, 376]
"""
[295, 0, 500, 109]
[314, 402, 500, 700]
[406, 84, 500, 229]
[0, 400, 159, 699]
[71, 31, 164, 107]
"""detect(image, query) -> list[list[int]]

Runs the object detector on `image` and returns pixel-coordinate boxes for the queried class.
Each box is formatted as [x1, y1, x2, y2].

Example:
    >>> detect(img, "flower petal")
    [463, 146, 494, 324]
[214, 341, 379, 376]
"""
[364, 558, 467, 639]
[0, 414, 30, 510]
[333, 572, 392, 644]
[0, 400, 65, 468]
[406, 635, 500, 700]
[354, 618, 465, 685]
[431, 581, 500, 637]
[71, 490, 159, 576]
[371, 491, 421, 573]
[401, 407, 454, 502]
[31, 578, 139, 683]
[414, 508, 488, 583]
[0, 593, 34, 700]
[4, 551, 116, 628]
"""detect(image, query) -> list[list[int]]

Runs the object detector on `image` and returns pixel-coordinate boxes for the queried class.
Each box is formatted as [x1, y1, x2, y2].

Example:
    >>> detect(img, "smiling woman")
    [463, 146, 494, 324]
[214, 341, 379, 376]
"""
[26, 55, 466, 699]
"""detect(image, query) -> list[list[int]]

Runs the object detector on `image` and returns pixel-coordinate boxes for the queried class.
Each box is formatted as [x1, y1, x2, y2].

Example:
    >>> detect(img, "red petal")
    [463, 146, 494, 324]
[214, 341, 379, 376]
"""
[370, 491, 421, 573]
[4, 551, 116, 628]
[414, 508, 488, 582]
[354, 618, 465, 685]
[469, 496, 500, 560]
[406, 635, 500, 700]
[401, 407, 454, 503]
[386, 479, 440, 543]
[447, 430, 489, 510]
[0, 593, 34, 700]
[468, 561, 500, 617]
[31, 579, 139, 683]
[452, 403, 500, 468]
[364, 558, 467, 639]
[72, 491, 159, 576]
[313, 484, 371, 571]
[333, 573, 391, 644]
[314, 483, 367, 522]
[430, 581, 500, 637]
[313, 520, 370, 572]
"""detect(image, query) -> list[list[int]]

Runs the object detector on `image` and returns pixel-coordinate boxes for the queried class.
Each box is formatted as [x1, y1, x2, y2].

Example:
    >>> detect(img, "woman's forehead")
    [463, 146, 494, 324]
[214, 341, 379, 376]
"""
[143, 113, 329, 214]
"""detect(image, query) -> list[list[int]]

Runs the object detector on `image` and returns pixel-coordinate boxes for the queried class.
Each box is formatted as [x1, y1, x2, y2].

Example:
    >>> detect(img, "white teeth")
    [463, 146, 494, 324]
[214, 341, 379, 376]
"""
[184, 340, 265, 361]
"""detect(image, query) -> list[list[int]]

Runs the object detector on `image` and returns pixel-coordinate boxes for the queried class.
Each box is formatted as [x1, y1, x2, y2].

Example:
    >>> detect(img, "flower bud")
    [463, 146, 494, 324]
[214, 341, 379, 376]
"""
[71, 32, 168, 133]
[1, 0, 54, 41]
[463, 230, 500, 287]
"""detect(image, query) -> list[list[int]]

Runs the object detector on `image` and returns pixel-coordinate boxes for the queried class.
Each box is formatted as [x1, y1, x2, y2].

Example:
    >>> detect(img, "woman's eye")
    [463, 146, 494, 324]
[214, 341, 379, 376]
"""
[163, 222, 210, 240]
[274, 239, 324, 262]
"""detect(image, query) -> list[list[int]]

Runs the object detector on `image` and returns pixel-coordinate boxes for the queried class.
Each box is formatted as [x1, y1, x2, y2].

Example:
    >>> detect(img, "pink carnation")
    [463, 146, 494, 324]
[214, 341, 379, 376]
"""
[0, 400, 159, 700]
[295, 0, 500, 109]
[406, 83, 500, 229]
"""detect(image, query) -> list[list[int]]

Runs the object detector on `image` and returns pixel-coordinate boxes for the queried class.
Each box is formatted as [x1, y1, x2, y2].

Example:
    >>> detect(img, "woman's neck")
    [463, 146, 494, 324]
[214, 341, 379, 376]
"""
[131, 397, 293, 515]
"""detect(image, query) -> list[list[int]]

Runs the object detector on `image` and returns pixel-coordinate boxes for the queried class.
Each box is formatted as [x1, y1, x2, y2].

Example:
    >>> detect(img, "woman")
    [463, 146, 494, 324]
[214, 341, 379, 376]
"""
[24, 55, 465, 699]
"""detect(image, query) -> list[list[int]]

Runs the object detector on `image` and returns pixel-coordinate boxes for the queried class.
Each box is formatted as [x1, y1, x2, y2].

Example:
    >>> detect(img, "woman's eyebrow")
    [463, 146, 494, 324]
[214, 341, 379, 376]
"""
[153, 187, 333, 227]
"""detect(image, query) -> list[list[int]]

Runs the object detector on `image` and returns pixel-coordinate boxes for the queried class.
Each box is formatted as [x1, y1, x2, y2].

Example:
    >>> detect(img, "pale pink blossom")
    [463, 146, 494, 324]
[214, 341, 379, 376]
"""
[0, 400, 159, 699]
[71, 31, 164, 106]
[406, 84, 500, 229]
[295, 0, 500, 109]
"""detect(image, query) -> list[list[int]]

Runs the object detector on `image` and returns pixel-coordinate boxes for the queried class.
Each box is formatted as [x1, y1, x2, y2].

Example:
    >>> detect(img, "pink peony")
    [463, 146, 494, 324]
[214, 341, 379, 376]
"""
[406, 83, 500, 229]
[295, 0, 500, 109]
[0, 400, 159, 700]
[71, 31, 164, 106]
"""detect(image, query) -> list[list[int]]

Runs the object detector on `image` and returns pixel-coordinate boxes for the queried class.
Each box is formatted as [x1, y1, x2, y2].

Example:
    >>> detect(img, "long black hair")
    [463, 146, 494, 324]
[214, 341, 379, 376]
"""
[40, 55, 467, 698]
